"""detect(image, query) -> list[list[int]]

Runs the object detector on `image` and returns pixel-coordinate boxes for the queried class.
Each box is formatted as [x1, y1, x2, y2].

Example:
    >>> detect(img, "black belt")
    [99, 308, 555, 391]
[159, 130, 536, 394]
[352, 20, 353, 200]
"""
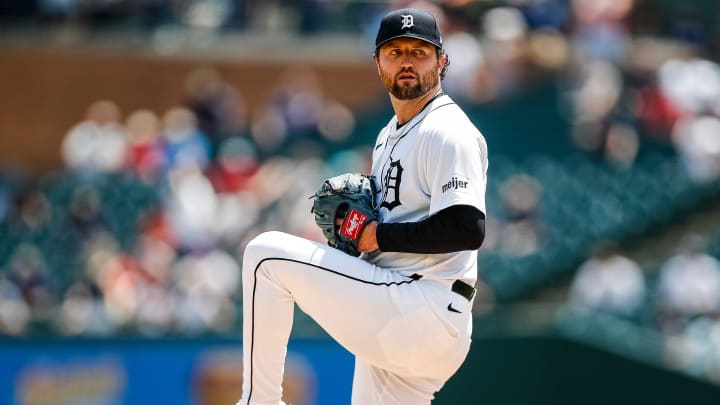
[452, 280, 476, 302]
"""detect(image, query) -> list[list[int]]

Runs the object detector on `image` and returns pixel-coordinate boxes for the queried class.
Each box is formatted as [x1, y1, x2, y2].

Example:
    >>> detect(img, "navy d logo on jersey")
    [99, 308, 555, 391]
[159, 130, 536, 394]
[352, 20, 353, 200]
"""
[381, 159, 403, 211]
[400, 15, 414, 29]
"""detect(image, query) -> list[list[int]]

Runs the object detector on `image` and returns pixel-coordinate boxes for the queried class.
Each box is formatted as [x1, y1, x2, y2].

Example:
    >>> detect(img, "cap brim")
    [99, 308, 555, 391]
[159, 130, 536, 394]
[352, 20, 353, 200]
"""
[375, 34, 442, 50]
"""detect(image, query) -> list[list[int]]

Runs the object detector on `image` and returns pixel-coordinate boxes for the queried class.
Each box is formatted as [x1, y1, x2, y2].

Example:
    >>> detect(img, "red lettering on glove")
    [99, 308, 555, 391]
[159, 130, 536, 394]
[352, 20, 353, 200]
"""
[341, 209, 367, 241]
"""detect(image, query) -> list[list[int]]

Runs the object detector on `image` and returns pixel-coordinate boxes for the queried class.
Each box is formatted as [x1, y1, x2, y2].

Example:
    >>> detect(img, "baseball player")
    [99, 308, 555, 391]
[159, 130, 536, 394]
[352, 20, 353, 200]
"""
[237, 8, 488, 405]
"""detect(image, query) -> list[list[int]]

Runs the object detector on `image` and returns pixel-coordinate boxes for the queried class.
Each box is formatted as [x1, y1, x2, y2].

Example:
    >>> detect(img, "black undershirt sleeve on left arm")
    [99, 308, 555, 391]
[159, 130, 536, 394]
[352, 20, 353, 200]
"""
[376, 205, 485, 254]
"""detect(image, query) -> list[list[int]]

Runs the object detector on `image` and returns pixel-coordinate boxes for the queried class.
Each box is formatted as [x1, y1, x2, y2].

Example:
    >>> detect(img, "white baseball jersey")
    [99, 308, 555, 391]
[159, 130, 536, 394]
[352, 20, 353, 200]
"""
[366, 93, 488, 282]
[237, 94, 487, 405]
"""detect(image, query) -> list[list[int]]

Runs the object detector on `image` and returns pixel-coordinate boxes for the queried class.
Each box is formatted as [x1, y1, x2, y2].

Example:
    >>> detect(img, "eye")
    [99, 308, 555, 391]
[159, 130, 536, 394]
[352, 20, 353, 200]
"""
[389, 49, 401, 55]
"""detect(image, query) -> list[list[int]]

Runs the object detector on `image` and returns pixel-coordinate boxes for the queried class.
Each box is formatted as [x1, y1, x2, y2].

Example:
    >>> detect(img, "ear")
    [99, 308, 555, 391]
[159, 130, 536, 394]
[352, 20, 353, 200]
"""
[374, 55, 382, 76]
[438, 54, 447, 70]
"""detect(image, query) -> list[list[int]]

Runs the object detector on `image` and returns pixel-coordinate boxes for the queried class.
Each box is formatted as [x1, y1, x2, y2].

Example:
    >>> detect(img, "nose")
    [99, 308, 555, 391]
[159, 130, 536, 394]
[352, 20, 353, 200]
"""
[400, 52, 414, 68]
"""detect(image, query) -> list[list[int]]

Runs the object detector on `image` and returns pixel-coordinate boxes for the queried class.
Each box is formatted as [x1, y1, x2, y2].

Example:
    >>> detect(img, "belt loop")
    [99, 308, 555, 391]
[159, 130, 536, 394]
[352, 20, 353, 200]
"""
[451, 280, 476, 302]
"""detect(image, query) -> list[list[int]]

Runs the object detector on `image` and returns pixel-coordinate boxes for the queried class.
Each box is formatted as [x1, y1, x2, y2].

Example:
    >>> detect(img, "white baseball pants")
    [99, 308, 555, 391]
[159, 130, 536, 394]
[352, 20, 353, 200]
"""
[237, 231, 473, 405]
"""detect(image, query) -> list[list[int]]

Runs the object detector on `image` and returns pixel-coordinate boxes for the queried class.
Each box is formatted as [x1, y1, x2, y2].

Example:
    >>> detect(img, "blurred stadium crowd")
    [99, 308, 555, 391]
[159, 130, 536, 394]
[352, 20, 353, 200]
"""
[0, 63, 364, 337]
[4, 0, 720, 385]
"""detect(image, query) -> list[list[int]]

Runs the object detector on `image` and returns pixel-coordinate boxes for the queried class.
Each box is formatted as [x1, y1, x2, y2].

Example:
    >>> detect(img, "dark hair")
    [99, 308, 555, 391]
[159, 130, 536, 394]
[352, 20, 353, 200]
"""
[437, 48, 449, 81]
[372, 46, 450, 80]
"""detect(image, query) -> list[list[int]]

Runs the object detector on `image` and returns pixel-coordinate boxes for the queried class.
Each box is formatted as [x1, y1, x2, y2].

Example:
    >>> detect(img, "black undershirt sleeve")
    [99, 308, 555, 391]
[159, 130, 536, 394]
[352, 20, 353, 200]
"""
[376, 205, 486, 254]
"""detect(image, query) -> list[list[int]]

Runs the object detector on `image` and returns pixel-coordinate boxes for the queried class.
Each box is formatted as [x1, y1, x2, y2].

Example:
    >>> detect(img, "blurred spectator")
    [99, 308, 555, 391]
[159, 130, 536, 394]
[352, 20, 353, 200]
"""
[184, 67, 247, 152]
[658, 57, 720, 117]
[242, 0, 298, 34]
[249, 104, 289, 155]
[6, 243, 57, 323]
[213, 191, 262, 249]
[663, 316, 720, 384]
[274, 158, 330, 241]
[173, 0, 234, 30]
[632, 77, 680, 143]
[135, 280, 176, 336]
[137, 207, 175, 246]
[56, 279, 113, 336]
[95, 250, 151, 328]
[604, 122, 640, 169]
[165, 165, 220, 251]
[516, 0, 570, 31]
[0, 274, 30, 335]
[173, 249, 240, 333]
[11, 186, 53, 233]
[570, 0, 633, 64]
[125, 109, 166, 183]
[68, 185, 110, 243]
[61, 100, 128, 175]
[37, 0, 76, 23]
[0, 182, 12, 225]
[82, 232, 122, 297]
[262, 66, 326, 145]
[495, 173, 545, 257]
[134, 234, 177, 286]
[526, 27, 571, 74]
[654, 55, 720, 181]
[567, 61, 624, 156]
[244, 157, 297, 209]
[438, 4, 485, 102]
[477, 6, 530, 101]
[316, 101, 355, 144]
[671, 114, 720, 183]
[569, 243, 646, 318]
[656, 235, 720, 332]
[254, 65, 355, 156]
[161, 106, 212, 172]
[133, 234, 178, 336]
[206, 136, 259, 194]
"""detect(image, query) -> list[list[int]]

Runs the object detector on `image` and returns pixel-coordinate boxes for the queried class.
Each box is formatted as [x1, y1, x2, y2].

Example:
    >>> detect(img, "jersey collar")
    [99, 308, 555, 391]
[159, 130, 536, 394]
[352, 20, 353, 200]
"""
[389, 91, 447, 138]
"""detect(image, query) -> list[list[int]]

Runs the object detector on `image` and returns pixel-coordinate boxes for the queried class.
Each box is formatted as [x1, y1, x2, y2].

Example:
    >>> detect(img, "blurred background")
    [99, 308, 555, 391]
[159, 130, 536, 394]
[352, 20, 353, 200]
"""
[2, 0, 720, 404]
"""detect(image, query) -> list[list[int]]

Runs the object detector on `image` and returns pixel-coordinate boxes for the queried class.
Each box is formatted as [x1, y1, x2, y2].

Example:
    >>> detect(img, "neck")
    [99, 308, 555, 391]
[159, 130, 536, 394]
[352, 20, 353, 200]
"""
[390, 85, 442, 125]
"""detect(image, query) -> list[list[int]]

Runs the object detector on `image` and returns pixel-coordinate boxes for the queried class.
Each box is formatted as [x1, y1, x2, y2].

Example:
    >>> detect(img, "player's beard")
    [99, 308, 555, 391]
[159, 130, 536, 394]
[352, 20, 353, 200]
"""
[380, 65, 440, 100]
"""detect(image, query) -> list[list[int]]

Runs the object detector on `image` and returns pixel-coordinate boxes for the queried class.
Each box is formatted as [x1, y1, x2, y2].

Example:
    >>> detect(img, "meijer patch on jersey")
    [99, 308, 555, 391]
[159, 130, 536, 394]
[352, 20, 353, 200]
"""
[441, 177, 469, 193]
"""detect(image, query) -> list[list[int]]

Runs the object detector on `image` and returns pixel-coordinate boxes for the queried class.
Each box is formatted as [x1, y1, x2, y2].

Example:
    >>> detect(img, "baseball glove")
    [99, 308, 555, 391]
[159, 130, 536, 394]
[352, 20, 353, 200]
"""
[311, 173, 378, 256]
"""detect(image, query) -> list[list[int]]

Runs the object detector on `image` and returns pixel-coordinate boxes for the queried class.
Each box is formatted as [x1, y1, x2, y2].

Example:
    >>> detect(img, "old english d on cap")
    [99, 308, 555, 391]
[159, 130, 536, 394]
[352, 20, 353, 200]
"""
[375, 8, 443, 51]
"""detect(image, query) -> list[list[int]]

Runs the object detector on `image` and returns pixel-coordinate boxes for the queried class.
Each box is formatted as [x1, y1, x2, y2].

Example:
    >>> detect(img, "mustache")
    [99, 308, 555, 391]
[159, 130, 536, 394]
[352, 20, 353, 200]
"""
[395, 68, 417, 78]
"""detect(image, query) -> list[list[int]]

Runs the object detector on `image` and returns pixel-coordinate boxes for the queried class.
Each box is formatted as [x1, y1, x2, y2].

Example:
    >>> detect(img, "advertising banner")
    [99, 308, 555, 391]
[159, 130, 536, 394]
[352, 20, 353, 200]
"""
[0, 338, 353, 405]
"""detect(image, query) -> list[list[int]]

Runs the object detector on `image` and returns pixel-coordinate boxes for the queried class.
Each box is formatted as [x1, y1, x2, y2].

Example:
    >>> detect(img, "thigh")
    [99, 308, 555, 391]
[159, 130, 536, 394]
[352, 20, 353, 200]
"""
[243, 231, 428, 369]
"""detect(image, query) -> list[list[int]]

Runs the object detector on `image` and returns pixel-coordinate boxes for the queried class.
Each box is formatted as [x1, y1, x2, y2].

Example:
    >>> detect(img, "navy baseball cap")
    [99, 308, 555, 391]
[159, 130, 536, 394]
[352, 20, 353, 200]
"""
[375, 8, 443, 51]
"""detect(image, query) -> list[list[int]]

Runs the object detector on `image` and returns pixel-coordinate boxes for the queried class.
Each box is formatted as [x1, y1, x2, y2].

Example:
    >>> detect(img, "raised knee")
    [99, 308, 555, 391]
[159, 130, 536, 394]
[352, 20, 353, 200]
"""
[242, 231, 287, 270]
[245, 231, 286, 252]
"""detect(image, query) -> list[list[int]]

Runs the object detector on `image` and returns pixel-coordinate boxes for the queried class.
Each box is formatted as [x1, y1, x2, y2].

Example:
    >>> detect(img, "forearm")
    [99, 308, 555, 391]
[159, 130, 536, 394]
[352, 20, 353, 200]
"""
[375, 205, 485, 254]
